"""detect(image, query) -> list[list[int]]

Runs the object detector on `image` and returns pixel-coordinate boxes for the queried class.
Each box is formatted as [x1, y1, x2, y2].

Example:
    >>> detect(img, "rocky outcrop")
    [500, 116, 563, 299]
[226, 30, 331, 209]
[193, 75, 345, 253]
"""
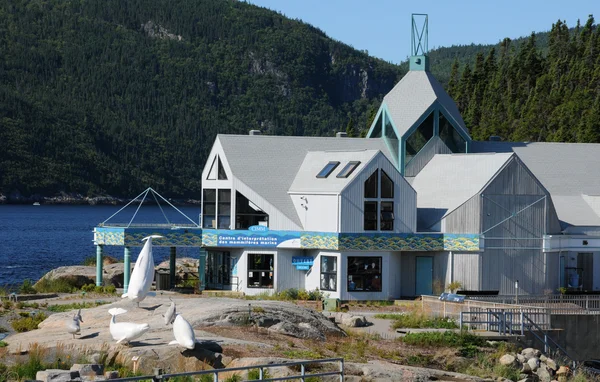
[498, 347, 561, 382]
[34, 266, 97, 289]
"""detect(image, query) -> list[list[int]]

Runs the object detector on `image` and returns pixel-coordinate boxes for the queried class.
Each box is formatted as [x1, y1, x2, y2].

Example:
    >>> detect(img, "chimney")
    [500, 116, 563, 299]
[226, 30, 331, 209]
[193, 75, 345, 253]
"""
[249, 130, 262, 136]
[336, 132, 348, 138]
[488, 135, 502, 142]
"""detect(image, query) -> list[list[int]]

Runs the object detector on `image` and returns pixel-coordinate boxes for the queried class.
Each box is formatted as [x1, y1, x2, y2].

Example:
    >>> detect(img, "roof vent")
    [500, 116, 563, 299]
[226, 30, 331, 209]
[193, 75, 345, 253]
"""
[249, 130, 262, 136]
[336, 132, 348, 138]
[488, 135, 502, 142]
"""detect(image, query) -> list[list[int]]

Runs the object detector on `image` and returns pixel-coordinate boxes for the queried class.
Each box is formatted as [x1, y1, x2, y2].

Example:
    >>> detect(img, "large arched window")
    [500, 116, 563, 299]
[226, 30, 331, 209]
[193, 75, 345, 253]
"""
[363, 169, 395, 231]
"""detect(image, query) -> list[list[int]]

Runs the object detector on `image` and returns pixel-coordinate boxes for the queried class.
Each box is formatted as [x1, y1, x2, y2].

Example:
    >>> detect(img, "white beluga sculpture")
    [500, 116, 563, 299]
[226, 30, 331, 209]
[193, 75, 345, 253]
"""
[66, 309, 83, 339]
[122, 235, 163, 306]
[164, 299, 176, 325]
[108, 308, 150, 345]
[169, 314, 196, 350]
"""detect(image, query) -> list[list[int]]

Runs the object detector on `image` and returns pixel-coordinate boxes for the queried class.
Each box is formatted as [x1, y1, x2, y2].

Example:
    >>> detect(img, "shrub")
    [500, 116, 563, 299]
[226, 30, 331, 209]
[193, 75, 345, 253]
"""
[374, 311, 458, 330]
[34, 277, 78, 293]
[0, 341, 7, 347]
[402, 331, 486, 348]
[104, 285, 117, 294]
[19, 279, 37, 295]
[279, 288, 299, 300]
[247, 368, 271, 380]
[11, 312, 48, 332]
[223, 375, 242, 382]
[47, 301, 109, 312]
[82, 284, 96, 292]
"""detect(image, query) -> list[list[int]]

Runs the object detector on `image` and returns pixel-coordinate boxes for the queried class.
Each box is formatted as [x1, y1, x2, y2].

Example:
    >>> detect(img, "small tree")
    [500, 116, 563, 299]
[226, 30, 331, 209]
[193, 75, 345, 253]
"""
[447, 281, 463, 294]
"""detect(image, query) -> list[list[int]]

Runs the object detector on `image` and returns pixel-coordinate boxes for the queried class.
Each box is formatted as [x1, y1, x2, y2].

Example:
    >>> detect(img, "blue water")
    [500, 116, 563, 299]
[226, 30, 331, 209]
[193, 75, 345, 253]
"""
[0, 205, 201, 287]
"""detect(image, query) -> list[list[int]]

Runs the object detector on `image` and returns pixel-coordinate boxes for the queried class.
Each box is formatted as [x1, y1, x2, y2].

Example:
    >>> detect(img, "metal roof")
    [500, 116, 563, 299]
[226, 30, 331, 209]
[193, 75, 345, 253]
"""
[409, 153, 513, 228]
[217, 135, 394, 227]
[383, 70, 470, 139]
[471, 141, 600, 227]
[289, 150, 380, 193]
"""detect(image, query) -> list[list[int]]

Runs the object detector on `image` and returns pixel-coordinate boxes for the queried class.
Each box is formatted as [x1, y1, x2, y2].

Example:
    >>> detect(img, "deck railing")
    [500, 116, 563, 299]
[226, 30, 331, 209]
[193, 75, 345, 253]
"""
[466, 294, 600, 314]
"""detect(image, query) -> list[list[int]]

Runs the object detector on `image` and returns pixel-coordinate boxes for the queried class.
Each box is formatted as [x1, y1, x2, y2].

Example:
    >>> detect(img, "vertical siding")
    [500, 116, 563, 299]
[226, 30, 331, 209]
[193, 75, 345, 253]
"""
[388, 252, 402, 299]
[401, 251, 448, 296]
[405, 136, 452, 177]
[289, 194, 338, 232]
[232, 178, 302, 231]
[276, 249, 307, 291]
[305, 251, 342, 299]
[341, 153, 416, 233]
[453, 252, 480, 290]
[443, 194, 481, 233]
[546, 251, 560, 293]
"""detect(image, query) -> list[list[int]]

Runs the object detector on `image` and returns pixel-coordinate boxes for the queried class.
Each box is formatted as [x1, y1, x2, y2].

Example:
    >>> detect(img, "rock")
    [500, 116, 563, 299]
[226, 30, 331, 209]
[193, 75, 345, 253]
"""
[104, 263, 133, 288]
[34, 266, 97, 289]
[341, 315, 368, 327]
[522, 348, 542, 360]
[518, 377, 539, 382]
[545, 358, 557, 371]
[517, 354, 526, 363]
[499, 354, 517, 366]
[268, 321, 325, 340]
[195, 340, 223, 353]
[70, 364, 104, 378]
[104, 371, 120, 379]
[256, 316, 279, 328]
[528, 357, 540, 372]
[36, 369, 81, 382]
[540, 355, 547, 362]
[521, 362, 532, 374]
[536, 364, 552, 382]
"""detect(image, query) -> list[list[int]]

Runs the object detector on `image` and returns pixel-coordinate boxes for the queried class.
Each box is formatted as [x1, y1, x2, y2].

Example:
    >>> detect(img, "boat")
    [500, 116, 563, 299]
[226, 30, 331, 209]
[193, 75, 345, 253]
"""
[33, 202, 40, 206]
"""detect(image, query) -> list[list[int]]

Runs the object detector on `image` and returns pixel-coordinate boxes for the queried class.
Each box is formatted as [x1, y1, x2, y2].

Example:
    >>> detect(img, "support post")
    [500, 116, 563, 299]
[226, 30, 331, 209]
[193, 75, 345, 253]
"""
[96, 245, 103, 286]
[170, 246, 176, 289]
[198, 249, 207, 292]
[123, 247, 131, 293]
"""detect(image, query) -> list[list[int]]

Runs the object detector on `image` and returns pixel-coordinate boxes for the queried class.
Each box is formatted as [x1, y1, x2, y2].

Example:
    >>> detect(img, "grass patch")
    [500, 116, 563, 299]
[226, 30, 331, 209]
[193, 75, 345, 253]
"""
[0, 341, 7, 347]
[47, 301, 110, 312]
[11, 312, 48, 332]
[245, 288, 325, 301]
[247, 368, 271, 380]
[19, 279, 37, 295]
[81, 284, 117, 294]
[282, 349, 323, 359]
[33, 277, 78, 293]
[373, 311, 458, 329]
[402, 331, 486, 348]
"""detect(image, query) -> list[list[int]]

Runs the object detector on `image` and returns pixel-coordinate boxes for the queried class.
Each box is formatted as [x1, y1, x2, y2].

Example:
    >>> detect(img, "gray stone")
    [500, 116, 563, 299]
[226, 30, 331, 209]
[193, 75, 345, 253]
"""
[522, 348, 542, 360]
[104, 371, 119, 379]
[517, 354, 526, 363]
[540, 354, 547, 362]
[268, 321, 325, 341]
[256, 316, 279, 327]
[521, 362, 532, 374]
[36, 369, 81, 382]
[528, 357, 540, 372]
[34, 266, 96, 289]
[499, 354, 517, 366]
[341, 315, 368, 327]
[545, 358, 557, 371]
[536, 364, 552, 382]
[70, 364, 104, 377]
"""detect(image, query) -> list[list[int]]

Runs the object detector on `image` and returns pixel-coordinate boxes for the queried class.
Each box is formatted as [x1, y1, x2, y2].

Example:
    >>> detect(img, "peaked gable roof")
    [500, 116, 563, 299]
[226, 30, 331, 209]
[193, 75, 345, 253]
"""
[383, 71, 470, 139]
[410, 153, 513, 227]
[289, 150, 381, 193]
[471, 141, 600, 226]
[217, 135, 394, 227]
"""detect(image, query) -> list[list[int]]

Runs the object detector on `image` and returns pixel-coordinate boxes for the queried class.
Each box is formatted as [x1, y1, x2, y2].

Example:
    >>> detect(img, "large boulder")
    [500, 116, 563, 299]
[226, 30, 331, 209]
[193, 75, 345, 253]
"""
[104, 263, 134, 288]
[499, 354, 517, 366]
[35, 266, 97, 289]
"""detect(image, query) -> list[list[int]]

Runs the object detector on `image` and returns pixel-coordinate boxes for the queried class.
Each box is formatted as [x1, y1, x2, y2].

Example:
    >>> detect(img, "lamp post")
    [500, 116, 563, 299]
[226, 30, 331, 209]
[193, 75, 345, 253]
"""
[515, 280, 519, 304]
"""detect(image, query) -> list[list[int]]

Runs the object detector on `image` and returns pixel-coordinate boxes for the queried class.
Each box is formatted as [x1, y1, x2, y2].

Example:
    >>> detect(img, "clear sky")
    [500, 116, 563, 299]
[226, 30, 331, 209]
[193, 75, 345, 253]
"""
[246, 0, 597, 64]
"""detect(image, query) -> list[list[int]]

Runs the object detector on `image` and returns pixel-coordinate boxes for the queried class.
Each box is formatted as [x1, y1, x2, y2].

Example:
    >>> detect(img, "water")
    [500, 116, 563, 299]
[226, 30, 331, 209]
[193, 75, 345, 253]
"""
[0, 204, 201, 287]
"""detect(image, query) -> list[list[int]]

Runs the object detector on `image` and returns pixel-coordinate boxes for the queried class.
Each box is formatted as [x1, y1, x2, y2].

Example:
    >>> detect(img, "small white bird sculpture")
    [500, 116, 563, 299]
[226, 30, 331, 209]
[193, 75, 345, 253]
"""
[122, 235, 162, 306]
[168, 314, 196, 350]
[108, 308, 150, 345]
[164, 299, 176, 325]
[66, 309, 83, 339]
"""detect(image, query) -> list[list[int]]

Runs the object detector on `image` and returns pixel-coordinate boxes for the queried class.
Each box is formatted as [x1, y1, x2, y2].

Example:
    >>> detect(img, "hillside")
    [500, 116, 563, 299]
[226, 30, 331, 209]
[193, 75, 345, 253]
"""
[0, 0, 402, 199]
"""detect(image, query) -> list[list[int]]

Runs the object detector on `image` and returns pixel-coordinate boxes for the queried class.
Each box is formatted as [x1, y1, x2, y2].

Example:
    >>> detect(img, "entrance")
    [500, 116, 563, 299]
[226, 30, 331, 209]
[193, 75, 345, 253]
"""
[206, 251, 233, 289]
[416, 256, 433, 296]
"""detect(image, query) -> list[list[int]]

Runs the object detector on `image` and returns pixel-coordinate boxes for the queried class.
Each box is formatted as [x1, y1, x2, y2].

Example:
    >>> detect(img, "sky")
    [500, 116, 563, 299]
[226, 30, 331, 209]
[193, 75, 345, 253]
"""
[246, 0, 597, 64]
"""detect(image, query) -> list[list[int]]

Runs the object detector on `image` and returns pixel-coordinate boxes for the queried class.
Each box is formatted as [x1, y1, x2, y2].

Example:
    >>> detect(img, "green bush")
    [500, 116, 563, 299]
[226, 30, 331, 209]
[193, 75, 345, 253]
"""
[247, 368, 271, 380]
[104, 285, 117, 294]
[82, 256, 96, 266]
[11, 312, 48, 332]
[34, 277, 78, 293]
[0, 341, 7, 347]
[402, 331, 486, 348]
[47, 301, 109, 312]
[19, 279, 37, 295]
[223, 375, 242, 382]
[373, 312, 458, 330]
[82, 284, 96, 292]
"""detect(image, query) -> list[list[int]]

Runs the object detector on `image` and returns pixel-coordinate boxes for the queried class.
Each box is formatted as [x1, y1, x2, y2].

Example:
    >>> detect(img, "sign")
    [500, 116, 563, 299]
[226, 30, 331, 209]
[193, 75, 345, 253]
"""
[292, 256, 314, 271]
[249, 225, 269, 232]
[212, 230, 301, 247]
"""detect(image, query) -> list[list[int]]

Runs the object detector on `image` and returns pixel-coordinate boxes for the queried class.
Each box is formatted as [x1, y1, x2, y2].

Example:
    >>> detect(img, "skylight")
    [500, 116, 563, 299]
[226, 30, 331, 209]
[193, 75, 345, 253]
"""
[337, 161, 361, 178]
[316, 161, 340, 178]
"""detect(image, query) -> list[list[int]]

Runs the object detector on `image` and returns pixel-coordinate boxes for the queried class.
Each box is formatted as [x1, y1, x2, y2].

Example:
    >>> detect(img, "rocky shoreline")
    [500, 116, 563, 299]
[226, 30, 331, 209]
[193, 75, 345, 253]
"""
[0, 191, 200, 205]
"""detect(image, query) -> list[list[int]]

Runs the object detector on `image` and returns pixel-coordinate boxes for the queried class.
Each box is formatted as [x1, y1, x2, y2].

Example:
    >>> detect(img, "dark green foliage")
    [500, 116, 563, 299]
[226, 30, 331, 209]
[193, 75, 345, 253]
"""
[18, 279, 37, 295]
[374, 312, 458, 329]
[11, 312, 48, 332]
[0, 0, 401, 199]
[402, 331, 487, 348]
[46, 300, 109, 312]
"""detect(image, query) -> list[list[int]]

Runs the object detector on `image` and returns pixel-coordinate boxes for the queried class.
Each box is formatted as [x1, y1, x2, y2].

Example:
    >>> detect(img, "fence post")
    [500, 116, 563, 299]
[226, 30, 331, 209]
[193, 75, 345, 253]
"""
[586, 295, 589, 311]
[214, 370, 218, 382]
[459, 312, 463, 331]
[300, 363, 305, 382]
[520, 310, 524, 335]
[153, 368, 162, 382]
[339, 359, 344, 382]
[260, 367, 264, 380]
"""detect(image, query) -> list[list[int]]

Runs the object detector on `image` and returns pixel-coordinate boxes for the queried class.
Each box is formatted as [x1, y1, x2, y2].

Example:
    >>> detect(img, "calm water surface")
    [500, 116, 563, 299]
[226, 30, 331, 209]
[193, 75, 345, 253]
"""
[0, 205, 201, 287]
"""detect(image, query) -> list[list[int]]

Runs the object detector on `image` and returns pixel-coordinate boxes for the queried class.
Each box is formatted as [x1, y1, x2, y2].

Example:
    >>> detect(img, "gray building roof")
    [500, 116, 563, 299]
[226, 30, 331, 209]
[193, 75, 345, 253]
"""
[409, 153, 513, 229]
[218, 135, 393, 227]
[471, 141, 600, 227]
[289, 150, 379, 193]
[383, 70, 470, 139]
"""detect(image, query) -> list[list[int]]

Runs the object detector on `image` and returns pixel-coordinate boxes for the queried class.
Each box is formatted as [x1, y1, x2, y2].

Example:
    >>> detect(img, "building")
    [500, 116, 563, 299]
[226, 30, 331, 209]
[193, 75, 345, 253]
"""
[94, 15, 600, 299]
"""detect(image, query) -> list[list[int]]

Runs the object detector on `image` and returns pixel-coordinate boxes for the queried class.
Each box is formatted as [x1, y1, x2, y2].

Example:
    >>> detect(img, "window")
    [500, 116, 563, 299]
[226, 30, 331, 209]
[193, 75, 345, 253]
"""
[248, 253, 274, 288]
[369, 113, 383, 138]
[406, 112, 434, 164]
[383, 113, 399, 165]
[364, 201, 377, 231]
[217, 158, 227, 180]
[235, 191, 269, 229]
[217, 190, 231, 229]
[317, 161, 340, 178]
[207, 155, 228, 180]
[202, 189, 216, 228]
[320, 256, 337, 291]
[439, 113, 466, 153]
[347, 257, 382, 292]
[337, 161, 361, 178]
[363, 169, 395, 231]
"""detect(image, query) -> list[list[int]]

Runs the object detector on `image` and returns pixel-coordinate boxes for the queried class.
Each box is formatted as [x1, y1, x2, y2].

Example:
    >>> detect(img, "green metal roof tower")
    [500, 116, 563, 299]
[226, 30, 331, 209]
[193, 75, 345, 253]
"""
[366, 14, 472, 176]
[410, 14, 429, 71]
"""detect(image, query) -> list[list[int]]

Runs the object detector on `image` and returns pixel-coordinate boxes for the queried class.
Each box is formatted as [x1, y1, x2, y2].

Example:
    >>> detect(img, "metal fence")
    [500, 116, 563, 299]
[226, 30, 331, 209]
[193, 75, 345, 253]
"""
[421, 295, 551, 330]
[466, 295, 600, 314]
[109, 358, 344, 382]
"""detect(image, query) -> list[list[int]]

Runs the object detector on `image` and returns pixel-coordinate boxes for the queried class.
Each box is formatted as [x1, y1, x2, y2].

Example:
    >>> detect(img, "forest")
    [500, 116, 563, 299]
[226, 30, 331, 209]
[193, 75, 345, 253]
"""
[0, 0, 598, 199]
